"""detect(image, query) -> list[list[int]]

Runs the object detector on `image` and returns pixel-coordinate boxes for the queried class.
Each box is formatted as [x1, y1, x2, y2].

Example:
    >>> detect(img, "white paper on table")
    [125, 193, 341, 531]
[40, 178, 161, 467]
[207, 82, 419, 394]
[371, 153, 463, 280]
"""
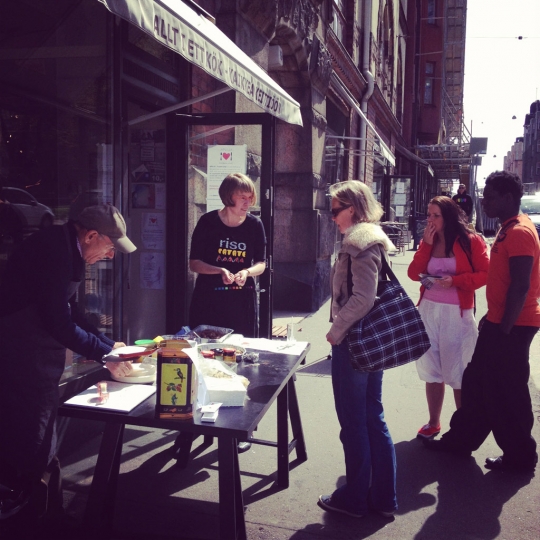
[63, 381, 156, 413]
[222, 337, 309, 355]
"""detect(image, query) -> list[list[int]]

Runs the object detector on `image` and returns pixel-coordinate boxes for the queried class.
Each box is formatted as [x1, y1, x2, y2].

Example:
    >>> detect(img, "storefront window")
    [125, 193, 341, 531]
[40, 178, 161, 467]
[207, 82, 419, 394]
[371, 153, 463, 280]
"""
[325, 99, 348, 188]
[0, 0, 113, 372]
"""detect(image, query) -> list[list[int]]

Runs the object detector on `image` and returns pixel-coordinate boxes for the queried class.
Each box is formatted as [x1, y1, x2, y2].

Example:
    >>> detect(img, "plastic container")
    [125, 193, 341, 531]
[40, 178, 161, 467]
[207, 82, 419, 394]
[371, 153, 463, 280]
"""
[134, 339, 156, 348]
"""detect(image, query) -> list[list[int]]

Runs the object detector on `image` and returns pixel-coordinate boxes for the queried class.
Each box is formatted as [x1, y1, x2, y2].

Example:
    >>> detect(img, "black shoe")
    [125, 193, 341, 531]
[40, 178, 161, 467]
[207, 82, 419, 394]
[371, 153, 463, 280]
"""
[0, 488, 29, 521]
[485, 454, 538, 473]
[237, 441, 252, 454]
[422, 437, 471, 457]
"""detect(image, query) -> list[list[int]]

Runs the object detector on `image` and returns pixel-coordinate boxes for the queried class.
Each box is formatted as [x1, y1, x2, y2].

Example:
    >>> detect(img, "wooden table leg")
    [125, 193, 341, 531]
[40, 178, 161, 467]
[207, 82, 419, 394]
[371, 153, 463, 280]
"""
[173, 432, 197, 468]
[217, 437, 246, 540]
[277, 384, 289, 488]
[83, 423, 125, 536]
[288, 378, 307, 462]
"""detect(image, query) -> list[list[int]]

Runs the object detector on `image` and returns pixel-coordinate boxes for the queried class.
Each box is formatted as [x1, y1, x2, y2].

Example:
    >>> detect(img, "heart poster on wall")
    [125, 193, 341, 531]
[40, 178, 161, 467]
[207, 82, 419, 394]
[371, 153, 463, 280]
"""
[207, 145, 247, 212]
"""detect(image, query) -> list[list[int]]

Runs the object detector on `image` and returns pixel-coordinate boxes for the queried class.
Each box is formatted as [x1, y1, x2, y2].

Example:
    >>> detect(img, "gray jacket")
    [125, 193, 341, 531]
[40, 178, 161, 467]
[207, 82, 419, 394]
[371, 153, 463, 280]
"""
[328, 222, 395, 345]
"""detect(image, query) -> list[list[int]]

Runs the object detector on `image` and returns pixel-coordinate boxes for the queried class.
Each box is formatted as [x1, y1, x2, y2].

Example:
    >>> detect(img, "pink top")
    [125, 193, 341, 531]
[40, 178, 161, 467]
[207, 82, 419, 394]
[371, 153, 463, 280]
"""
[423, 257, 460, 305]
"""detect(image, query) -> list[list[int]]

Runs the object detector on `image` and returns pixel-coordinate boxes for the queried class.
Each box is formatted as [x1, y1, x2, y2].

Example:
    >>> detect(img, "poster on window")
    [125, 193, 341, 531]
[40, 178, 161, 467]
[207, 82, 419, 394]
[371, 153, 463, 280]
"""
[140, 252, 165, 290]
[207, 145, 247, 212]
[130, 129, 166, 182]
[141, 212, 165, 250]
[132, 184, 155, 209]
[394, 193, 407, 205]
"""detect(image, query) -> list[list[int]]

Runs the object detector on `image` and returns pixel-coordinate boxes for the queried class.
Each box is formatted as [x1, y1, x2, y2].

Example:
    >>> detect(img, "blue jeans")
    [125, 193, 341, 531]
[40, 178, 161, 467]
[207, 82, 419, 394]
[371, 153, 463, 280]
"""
[331, 341, 397, 514]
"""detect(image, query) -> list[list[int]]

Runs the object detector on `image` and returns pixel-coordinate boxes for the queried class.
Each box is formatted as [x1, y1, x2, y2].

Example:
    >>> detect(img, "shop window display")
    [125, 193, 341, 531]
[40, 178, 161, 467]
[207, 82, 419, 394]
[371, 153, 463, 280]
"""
[0, 0, 114, 374]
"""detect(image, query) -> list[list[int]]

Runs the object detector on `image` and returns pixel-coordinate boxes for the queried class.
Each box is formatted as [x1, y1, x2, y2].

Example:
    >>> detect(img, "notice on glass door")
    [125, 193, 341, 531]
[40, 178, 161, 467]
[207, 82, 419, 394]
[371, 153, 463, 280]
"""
[141, 212, 165, 250]
[207, 145, 247, 212]
[140, 252, 165, 290]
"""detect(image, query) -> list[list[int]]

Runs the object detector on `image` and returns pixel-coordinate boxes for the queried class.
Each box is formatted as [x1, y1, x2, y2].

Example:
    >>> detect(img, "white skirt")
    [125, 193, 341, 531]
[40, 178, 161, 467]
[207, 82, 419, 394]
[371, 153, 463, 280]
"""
[416, 298, 478, 389]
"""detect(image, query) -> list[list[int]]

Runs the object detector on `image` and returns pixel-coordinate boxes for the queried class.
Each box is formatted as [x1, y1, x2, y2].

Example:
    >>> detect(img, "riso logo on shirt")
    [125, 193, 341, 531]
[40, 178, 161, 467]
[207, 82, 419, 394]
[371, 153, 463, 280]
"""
[217, 238, 246, 262]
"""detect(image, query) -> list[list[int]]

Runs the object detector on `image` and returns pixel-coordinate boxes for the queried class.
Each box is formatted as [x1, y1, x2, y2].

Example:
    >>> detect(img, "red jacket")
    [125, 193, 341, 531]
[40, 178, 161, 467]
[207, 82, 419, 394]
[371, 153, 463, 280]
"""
[407, 234, 489, 310]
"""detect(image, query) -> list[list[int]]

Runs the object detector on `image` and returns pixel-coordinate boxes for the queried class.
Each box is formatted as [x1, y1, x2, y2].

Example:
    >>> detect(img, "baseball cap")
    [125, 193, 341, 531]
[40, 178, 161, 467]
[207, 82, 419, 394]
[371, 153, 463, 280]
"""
[458, 184, 466, 189]
[77, 204, 136, 254]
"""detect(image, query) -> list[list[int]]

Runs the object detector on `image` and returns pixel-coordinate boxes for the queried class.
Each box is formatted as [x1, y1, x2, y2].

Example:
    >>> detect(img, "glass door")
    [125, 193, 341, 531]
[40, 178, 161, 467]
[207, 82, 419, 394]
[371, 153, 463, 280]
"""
[174, 113, 275, 338]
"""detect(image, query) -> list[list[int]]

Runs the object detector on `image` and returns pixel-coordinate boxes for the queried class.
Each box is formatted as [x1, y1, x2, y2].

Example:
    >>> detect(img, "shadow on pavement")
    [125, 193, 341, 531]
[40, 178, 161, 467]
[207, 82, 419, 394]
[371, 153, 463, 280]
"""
[395, 439, 535, 540]
[297, 354, 332, 377]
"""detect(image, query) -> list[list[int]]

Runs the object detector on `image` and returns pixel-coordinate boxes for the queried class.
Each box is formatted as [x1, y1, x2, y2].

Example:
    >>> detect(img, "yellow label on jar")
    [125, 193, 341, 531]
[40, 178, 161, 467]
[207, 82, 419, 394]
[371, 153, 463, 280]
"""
[160, 363, 189, 406]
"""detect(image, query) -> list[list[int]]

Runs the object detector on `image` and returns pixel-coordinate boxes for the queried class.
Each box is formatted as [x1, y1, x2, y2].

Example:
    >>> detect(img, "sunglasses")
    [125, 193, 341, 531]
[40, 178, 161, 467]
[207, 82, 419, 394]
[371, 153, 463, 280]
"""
[331, 205, 352, 218]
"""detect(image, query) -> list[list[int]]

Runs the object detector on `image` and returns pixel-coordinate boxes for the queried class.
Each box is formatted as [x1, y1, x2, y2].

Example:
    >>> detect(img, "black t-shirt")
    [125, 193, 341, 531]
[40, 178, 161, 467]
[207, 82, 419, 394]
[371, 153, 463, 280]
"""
[452, 192, 473, 216]
[189, 210, 266, 289]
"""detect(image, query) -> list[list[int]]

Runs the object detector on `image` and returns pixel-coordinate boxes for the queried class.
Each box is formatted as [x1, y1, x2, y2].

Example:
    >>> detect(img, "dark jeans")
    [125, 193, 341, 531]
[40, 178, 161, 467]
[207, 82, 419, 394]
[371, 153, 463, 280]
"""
[442, 321, 538, 465]
[330, 341, 397, 514]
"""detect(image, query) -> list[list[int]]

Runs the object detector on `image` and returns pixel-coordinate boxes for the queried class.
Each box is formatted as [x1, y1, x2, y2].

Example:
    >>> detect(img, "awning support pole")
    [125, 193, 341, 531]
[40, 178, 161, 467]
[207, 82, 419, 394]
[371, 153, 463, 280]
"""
[128, 87, 232, 126]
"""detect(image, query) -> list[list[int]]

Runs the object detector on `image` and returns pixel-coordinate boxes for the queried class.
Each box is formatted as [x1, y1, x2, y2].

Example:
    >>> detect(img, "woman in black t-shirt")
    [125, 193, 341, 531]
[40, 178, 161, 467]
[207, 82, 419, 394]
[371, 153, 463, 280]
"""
[189, 173, 266, 337]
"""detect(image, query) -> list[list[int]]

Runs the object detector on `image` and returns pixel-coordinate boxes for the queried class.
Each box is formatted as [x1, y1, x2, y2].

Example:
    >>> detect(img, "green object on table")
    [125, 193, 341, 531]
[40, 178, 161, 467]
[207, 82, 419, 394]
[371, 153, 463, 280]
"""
[134, 339, 155, 347]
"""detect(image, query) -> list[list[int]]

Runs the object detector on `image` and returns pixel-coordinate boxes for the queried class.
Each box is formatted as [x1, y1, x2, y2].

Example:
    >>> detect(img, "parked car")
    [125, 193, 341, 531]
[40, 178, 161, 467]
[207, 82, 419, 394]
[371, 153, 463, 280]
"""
[520, 194, 540, 238]
[0, 187, 54, 229]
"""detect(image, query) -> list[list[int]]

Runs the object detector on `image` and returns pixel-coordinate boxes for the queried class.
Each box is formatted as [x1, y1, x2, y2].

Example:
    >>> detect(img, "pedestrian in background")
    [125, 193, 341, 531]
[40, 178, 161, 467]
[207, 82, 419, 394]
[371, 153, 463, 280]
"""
[452, 183, 474, 221]
[424, 171, 540, 473]
[319, 180, 397, 519]
[408, 196, 489, 439]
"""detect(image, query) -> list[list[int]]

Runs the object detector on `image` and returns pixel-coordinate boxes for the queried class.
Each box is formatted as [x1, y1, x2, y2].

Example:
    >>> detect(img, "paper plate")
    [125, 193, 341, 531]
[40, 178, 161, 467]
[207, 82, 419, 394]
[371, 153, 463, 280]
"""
[115, 345, 151, 357]
[110, 363, 157, 384]
[103, 346, 155, 362]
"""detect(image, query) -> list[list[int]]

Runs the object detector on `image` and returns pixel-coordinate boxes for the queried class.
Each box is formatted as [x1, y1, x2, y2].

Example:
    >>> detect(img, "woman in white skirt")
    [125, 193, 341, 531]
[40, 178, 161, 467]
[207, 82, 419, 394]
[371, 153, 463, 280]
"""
[408, 196, 489, 439]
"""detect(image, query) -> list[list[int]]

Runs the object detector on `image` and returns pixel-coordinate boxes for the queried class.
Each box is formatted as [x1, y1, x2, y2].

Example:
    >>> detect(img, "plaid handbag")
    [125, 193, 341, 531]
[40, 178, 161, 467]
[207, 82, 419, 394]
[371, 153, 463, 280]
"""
[346, 250, 431, 372]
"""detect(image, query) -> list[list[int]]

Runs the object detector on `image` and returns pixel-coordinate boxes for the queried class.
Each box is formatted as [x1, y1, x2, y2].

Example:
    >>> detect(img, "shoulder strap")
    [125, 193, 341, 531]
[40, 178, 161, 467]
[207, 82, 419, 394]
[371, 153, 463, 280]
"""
[347, 255, 353, 297]
[379, 246, 398, 283]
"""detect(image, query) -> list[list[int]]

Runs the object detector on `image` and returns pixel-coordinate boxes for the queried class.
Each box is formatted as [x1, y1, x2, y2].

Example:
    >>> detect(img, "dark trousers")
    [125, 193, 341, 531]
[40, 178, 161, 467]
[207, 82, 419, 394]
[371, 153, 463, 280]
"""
[442, 321, 538, 465]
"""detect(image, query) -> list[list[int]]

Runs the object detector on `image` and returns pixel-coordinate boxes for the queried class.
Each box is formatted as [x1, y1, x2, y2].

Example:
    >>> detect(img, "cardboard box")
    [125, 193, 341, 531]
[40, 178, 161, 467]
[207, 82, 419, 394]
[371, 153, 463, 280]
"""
[197, 372, 247, 407]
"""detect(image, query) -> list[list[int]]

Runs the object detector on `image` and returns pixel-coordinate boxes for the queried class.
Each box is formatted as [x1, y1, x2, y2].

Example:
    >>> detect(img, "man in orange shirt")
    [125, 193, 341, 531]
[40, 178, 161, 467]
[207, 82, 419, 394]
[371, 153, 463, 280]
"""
[424, 171, 540, 472]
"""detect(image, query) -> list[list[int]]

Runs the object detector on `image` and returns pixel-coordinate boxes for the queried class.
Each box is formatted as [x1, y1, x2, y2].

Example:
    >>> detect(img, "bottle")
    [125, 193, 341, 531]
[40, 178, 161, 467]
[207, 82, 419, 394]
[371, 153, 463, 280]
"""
[155, 338, 197, 420]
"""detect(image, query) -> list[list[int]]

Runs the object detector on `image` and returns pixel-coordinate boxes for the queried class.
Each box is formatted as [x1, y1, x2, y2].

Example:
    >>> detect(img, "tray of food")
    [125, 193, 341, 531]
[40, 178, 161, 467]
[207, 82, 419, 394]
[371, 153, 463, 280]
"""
[192, 325, 234, 343]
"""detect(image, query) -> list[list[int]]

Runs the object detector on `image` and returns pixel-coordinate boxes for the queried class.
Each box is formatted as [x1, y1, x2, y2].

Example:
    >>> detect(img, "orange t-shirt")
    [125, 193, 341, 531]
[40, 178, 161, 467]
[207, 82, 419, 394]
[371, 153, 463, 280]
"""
[486, 214, 540, 326]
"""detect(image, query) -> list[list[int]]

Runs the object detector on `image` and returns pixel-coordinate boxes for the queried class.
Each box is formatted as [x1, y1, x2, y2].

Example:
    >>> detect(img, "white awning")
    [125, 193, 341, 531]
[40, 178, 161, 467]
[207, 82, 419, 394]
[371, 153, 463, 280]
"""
[395, 143, 435, 177]
[99, 0, 302, 126]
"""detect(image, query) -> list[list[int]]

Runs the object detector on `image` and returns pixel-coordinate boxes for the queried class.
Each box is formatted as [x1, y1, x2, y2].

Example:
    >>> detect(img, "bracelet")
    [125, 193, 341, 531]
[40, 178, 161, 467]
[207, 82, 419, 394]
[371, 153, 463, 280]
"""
[245, 268, 251, 276]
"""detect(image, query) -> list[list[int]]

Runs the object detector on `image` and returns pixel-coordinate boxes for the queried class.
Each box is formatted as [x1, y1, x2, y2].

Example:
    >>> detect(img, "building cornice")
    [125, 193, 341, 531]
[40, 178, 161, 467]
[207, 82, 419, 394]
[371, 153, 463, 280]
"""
[326, 31, 366, 99]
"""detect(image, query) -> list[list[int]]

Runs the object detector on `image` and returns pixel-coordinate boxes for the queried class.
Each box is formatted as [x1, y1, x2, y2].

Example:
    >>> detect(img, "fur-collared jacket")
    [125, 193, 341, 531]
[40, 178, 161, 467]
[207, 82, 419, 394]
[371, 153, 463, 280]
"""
[328, 222, 396, 345]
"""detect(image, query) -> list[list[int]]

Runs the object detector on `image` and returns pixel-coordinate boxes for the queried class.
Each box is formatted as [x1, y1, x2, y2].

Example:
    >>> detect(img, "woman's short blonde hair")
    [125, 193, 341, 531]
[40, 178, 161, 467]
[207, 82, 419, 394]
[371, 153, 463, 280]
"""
[219, 173, 257, 207]
[329, 180, 383, 223]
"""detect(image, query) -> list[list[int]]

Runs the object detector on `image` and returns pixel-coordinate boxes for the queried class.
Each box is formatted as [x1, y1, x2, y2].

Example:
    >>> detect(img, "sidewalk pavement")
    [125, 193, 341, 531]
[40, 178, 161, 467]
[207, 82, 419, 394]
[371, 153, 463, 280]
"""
[57, 242, 539, 539]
